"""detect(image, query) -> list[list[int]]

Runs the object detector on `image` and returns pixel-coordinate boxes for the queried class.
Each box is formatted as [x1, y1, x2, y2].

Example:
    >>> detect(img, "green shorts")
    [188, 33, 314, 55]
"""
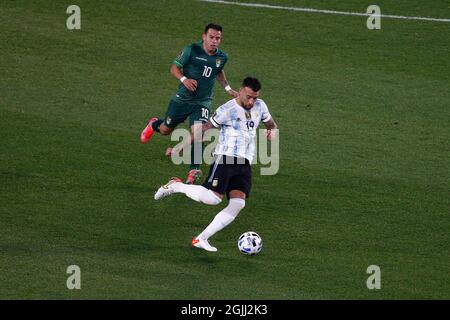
[163, 99, 210, 128]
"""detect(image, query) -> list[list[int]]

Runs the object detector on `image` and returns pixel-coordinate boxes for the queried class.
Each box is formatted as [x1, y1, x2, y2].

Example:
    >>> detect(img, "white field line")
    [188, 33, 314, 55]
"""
[199, 0, 450, 23]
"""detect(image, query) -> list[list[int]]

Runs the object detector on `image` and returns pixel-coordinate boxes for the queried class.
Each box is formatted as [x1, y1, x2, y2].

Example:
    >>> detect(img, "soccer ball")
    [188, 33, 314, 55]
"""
[237, 231, 263, 255]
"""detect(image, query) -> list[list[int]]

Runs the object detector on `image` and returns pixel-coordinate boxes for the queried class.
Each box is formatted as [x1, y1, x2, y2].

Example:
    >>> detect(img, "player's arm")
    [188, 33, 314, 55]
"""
[166, 120, 217, 157]
[263, 118, 278, 140]
[263, 118, 277, 130]
[170, 64, 197, 92]
[216, 70, 238, 98]
[168, 108, 225, 155]
[202, 120, 216, 133]
[195, 110, 226, 137]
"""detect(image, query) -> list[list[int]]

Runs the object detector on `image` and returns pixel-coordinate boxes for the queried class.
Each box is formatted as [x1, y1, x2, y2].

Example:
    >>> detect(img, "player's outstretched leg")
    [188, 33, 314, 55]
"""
[154, 179, 222, 204]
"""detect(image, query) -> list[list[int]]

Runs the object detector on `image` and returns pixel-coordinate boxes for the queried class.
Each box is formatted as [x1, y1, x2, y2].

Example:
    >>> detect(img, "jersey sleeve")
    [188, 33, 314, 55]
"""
[219, 53, 228, 72]
[260, 100, 272, 122]
[172, 45, 192, 67]
[210, 105, 230, 127]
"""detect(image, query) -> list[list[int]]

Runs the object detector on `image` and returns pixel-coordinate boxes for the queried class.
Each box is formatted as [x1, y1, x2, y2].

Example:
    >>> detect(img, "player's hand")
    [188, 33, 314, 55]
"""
[182, 78, 197, 92]
[227, 89, 239, 98]
[264, 129, 277, 141]
[166, 147, 182, 157]
[165, 147, 173, 157]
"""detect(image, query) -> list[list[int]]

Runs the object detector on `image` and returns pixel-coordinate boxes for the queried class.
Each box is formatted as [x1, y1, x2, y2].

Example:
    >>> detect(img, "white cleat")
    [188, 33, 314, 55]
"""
[191, 237, 218, 252]
[154, 177, 182, 200]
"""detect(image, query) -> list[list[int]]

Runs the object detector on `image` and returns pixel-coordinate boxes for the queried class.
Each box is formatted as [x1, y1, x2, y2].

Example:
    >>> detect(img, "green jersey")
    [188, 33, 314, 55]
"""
[172, 41, 228, 108]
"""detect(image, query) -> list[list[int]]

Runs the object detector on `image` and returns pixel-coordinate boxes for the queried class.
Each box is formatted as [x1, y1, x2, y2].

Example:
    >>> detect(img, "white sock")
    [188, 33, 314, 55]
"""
[171, 183, 222, 205]
[198, 198, 246, 240]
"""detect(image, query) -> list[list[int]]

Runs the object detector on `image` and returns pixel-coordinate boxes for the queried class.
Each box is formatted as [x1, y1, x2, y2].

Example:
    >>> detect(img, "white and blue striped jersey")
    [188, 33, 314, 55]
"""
[210, 98, 272, 163]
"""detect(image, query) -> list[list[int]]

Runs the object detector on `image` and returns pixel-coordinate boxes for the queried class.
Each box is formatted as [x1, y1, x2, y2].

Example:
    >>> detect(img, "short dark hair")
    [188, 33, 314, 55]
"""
[204, 23, 223, 34]
[242, 77, 261, 92]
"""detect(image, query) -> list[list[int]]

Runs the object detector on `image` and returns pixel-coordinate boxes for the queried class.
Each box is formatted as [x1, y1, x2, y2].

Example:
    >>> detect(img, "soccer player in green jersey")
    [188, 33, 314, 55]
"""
[141, 23, 238, 184]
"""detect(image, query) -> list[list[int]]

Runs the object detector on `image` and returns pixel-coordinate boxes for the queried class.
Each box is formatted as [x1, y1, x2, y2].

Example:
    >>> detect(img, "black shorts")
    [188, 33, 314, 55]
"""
[202, 155, 252, 199]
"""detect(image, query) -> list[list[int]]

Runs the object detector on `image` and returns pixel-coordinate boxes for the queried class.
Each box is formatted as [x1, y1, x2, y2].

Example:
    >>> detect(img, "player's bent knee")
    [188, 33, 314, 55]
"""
[160, 129, 171, 135]
[225, 198, 245, 219]
[210, 197, 222, 206]
[201, 190, 222, 205]
[228, 190, 246, 200]
[229, 198, 245, 211]
[159, 124, 173, 135]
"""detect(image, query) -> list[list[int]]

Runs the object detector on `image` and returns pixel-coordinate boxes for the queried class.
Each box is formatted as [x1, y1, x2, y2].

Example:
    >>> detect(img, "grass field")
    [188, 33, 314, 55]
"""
[1, 0, 449, 299]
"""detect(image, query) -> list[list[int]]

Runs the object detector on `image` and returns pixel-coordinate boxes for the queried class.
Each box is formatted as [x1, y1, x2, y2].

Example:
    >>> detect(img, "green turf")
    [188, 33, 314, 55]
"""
[1, 0, 449, 299]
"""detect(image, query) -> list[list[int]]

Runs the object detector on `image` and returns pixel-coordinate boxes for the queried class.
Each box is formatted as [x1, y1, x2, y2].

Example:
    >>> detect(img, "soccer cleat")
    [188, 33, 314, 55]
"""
[154, 177, 182, 200]
[186, 169, 202, 184]
[192, 237, 217, 252]
[140, 117, 158, 143]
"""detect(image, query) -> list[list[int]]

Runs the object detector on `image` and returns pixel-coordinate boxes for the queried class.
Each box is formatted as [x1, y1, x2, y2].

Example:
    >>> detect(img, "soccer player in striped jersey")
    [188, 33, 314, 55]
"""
[154, 77, 277, 252]
[140, 23, 238, 184]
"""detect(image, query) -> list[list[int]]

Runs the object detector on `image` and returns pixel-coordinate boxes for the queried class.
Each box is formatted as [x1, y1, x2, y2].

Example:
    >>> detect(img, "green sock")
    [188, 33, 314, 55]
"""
[152, 119, 163, 132]
[189, 142, 203, 171]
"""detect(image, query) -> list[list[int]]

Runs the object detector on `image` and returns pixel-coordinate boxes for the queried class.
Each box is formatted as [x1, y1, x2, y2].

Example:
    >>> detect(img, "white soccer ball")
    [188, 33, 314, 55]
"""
[237, 231, 263, 255]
